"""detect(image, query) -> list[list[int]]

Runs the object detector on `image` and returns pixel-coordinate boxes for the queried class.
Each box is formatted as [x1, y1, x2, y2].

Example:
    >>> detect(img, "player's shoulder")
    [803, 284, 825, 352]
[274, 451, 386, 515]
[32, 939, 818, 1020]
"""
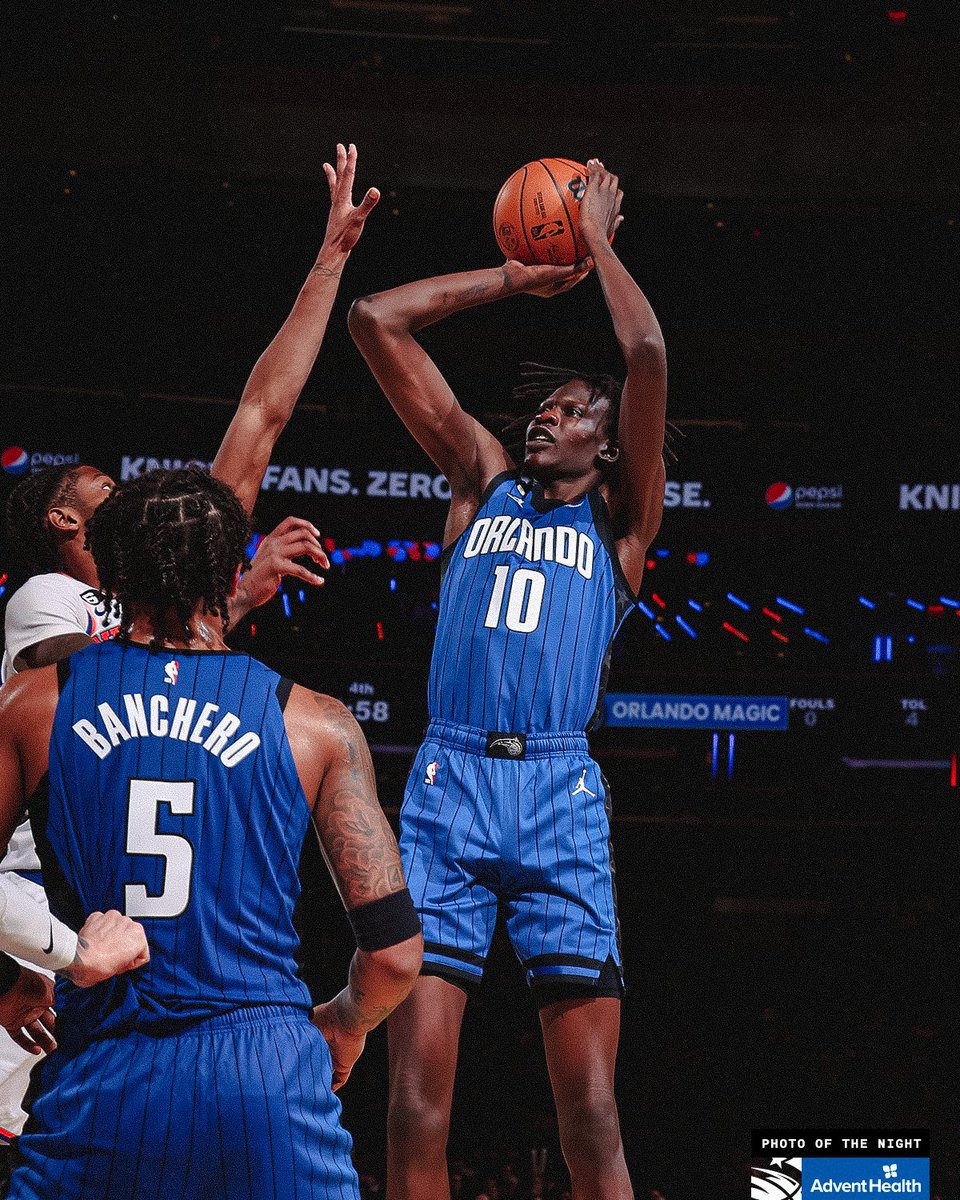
[5, 573, 87, 620]
[0, 661, 58, 730]
[283, 683, 358, 742]
[12, 572, 85, 602]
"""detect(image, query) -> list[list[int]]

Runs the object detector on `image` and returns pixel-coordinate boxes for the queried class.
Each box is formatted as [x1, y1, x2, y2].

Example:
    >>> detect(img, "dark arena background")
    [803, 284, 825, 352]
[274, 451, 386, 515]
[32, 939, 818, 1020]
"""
[2, 3, 959, 1197]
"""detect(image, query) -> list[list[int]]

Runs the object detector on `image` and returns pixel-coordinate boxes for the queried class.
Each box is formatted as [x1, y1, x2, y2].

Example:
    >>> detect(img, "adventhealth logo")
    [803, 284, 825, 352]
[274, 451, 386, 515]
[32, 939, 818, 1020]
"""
[806, 1160, 927, 1196]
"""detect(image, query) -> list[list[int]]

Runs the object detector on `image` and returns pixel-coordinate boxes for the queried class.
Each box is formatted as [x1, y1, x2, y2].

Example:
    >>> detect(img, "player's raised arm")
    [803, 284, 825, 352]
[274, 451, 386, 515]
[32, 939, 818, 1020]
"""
[283, 686, 422, 1090]
[579, 159, 667, 590]
[348, 259, 588, 529]
[212, 143, 380, 515]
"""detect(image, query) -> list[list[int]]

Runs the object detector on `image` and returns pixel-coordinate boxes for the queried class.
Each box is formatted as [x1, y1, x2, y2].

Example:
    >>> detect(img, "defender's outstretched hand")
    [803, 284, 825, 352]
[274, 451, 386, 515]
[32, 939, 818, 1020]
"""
[321, 143, 381, 261]
[0, 967, 55, 1055]
[578, 158, 624, 254]
[234, 516, 329, 620]
[63, 910, 150, 989]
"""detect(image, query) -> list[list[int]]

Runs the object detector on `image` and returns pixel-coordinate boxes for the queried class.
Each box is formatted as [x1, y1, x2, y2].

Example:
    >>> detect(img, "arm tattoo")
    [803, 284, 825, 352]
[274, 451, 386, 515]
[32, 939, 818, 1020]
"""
[312, 698, 405, 908]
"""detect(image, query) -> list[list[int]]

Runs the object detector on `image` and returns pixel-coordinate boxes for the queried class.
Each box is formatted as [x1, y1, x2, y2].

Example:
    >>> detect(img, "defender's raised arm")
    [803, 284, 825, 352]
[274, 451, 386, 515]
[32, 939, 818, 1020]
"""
[213, 143, 380, 514]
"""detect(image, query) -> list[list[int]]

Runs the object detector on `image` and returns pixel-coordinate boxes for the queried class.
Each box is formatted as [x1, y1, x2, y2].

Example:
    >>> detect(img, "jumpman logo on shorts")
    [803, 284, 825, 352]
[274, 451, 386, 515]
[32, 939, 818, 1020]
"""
[571, 769, 596, 798]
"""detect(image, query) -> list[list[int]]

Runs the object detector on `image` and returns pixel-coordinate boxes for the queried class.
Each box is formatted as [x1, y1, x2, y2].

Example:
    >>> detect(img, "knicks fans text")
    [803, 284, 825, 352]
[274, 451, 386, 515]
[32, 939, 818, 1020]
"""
[463, 517, 595, 578]
[73, 695, 259, 767]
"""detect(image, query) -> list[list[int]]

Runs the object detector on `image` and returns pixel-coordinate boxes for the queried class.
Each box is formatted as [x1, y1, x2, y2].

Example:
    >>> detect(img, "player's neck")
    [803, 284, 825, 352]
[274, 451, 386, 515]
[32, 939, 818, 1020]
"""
[529, 468, 601, 505]
[126, 607, 230, 652]
[57, 544, 99, 589]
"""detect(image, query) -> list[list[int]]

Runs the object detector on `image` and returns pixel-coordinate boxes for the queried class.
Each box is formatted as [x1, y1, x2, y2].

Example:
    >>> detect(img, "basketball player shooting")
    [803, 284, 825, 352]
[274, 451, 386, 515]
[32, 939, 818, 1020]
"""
[350, 160, 667, 1199]
[0, 468, 422, 1199]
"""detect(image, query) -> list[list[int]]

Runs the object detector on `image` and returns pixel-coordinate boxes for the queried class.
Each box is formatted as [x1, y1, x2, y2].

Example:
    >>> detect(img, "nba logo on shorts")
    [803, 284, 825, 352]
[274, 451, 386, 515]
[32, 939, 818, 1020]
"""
[751, 1157, 801, 1198]
[164, 660, 179, 686]
[424, 761, 439, 786]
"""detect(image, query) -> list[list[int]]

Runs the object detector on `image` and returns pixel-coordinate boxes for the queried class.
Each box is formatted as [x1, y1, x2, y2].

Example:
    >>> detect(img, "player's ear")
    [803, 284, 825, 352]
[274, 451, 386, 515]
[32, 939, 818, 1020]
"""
[46, 506, 81, 534]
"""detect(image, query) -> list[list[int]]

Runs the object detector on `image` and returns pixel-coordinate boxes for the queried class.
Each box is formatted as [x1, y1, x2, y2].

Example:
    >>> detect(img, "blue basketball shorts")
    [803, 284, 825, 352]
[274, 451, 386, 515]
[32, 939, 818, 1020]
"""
[400, 719, 623, 995]
[9, 1005, 360, 1200]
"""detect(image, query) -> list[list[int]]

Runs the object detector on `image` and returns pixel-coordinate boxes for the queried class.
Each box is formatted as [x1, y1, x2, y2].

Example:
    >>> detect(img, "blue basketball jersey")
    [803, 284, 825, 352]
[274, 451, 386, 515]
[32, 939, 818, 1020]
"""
[37, 641, 312, 1043]
[428, 471, 635, 733]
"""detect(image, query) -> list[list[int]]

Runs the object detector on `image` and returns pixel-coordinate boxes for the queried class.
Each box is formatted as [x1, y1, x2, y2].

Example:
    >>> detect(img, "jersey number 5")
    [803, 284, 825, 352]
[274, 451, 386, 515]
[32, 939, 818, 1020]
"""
[124, 779, 195, 919]
[483, 566, 546, 633]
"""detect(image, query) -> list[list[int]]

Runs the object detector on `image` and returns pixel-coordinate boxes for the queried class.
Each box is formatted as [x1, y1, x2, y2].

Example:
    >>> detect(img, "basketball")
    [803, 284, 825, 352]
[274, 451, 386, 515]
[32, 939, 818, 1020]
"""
[493, 158, 588, 266]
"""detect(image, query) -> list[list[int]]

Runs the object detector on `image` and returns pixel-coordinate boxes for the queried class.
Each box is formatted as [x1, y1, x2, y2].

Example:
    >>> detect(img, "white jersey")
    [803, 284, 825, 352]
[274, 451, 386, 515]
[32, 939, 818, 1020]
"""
[2, 573, 121, 871]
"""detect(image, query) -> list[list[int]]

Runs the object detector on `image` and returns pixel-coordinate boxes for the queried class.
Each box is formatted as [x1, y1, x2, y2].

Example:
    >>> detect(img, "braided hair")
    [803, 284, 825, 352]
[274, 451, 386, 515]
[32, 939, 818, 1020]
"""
[506, 362, 678, 466]
[85, 467, 251, 645]
[4, 465, 87, 572]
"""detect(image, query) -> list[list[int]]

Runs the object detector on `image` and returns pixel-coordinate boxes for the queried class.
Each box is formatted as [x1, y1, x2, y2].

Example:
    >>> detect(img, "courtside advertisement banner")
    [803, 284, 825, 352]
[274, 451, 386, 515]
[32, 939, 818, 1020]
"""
[750, 1129, 930, 1198]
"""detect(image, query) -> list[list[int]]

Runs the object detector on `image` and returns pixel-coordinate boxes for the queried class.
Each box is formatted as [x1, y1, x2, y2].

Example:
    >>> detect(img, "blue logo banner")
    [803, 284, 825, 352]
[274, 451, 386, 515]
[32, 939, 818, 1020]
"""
[805, 1158, 929, 1195]
[605, 693, 789, 731]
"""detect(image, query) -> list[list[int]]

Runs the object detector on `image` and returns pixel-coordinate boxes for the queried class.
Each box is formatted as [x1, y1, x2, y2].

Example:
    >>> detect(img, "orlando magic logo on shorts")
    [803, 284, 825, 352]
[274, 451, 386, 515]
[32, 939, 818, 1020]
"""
[751, 1158, 802, 1199]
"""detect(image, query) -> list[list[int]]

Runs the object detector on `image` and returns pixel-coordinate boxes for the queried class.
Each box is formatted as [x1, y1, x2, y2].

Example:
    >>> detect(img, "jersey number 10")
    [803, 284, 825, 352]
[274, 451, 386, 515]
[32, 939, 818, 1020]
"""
[483, 566, 546, 634]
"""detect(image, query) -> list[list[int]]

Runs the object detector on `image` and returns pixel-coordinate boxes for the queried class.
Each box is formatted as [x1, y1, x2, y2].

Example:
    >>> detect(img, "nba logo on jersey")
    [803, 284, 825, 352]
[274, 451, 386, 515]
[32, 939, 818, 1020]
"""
[425, 761, 439, 786]
[163, 660, 179, 686]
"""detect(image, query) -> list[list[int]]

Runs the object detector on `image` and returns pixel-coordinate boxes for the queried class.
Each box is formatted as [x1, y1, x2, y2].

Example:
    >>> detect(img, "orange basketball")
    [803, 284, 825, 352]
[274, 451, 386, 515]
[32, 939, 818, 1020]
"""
[493, 158, 588, 266]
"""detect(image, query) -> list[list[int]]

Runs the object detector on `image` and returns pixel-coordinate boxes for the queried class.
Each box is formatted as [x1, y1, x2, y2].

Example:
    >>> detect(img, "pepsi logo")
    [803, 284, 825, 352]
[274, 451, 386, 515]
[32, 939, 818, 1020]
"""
[765, 482, 794, 510]
[1, 447, 29, 476]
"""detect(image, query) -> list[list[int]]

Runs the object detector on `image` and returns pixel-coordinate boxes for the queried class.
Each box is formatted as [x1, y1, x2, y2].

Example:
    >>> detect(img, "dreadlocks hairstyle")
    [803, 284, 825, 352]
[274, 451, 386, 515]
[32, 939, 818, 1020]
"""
[85, 467, 251, 645]
[506, 362, 679, 466]
[4, 464, 86, 572]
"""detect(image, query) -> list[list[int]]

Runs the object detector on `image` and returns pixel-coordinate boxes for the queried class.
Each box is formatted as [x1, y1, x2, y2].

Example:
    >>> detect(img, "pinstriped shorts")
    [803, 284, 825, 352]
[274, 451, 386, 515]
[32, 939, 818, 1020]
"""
[10, 1005, 359, 1200]
[400, 719, 623, 993]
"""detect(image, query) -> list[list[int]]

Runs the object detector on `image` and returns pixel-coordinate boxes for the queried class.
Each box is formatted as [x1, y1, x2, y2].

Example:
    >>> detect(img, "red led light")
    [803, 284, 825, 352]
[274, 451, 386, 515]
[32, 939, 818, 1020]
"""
[762, 607, 782, 622]
[771, 629, 789, 643]
[887, 9, 906, 24]
[651, 592, 666, 609]
[928, 605, 944, 614]
[0, 573, 7, 587]
[249, 623, 256, 637]
[722, 621, 749, 643]
[646, 558, 656, 570]
[376, 621, 385, 641]
[952, 752, 957, 788]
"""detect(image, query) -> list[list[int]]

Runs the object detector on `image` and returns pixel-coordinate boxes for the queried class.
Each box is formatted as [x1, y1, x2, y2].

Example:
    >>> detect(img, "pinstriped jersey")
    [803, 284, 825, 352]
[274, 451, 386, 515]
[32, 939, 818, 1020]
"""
[429, 471, 636, 734]
[39, 640, 312, 1042]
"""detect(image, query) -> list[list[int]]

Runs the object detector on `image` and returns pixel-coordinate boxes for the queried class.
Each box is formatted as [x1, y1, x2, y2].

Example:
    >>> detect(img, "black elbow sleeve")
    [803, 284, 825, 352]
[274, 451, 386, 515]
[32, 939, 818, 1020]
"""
[348, 888, 422, 952]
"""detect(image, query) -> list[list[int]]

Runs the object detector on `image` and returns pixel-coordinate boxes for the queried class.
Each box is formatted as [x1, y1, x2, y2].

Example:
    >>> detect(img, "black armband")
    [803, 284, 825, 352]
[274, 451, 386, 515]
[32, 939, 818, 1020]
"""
[348, 888, 422, 952]
[0, 953, 22, 998]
